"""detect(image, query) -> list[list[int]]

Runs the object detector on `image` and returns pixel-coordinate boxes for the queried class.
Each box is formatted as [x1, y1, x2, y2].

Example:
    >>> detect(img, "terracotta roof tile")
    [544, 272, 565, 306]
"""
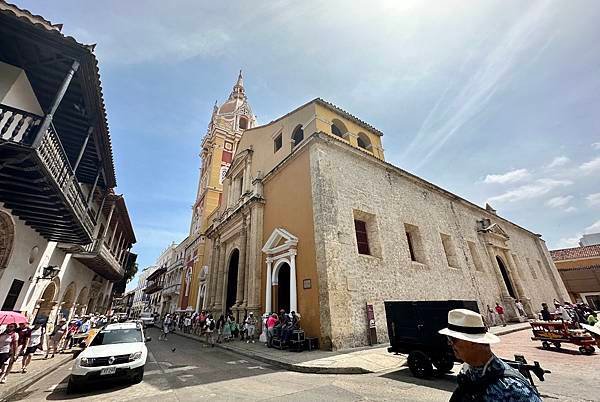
[556, 264, 600, 272]
[550, 244, 600, 261]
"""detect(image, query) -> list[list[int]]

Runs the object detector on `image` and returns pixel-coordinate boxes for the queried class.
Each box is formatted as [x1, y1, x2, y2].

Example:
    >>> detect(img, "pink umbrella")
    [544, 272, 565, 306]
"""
[0, 311, 29, 325]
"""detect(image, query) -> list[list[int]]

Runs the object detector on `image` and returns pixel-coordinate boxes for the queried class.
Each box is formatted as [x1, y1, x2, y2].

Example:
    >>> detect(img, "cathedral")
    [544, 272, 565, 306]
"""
[189, 73, 569, 350]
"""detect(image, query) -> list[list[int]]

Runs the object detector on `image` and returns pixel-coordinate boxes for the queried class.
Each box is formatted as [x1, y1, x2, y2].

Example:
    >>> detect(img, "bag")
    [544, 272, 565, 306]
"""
[209, 320, 215, 330]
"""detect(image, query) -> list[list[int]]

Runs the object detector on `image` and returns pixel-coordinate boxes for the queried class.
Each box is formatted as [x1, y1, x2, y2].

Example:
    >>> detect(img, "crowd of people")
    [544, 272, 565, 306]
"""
[156, 308, 301, 349]
[539, 299, 597, 326]
[0, 312, 121, 385]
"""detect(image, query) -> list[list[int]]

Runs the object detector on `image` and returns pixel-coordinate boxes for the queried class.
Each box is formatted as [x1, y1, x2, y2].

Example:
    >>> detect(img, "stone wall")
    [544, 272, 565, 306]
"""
[309, 136, 569, 350]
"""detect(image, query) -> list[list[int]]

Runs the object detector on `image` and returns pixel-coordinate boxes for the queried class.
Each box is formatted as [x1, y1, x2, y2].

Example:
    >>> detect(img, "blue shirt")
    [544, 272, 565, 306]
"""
[453, 355, 542, 402]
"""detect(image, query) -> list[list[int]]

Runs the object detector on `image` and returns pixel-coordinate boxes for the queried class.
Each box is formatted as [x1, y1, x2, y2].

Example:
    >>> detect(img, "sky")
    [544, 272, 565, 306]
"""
[16, 0, 600, 289]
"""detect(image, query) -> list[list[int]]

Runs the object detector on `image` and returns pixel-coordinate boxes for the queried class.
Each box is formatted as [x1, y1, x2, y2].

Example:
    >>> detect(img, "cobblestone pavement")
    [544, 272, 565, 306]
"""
[491, 328, 599, 401]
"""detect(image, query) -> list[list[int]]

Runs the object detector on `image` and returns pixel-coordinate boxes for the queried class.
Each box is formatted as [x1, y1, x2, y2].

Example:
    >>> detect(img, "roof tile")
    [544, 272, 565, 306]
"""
[550, 244, 600, 261]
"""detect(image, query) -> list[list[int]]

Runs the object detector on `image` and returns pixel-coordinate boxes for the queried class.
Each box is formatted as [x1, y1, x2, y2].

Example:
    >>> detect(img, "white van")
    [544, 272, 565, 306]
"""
[139, 312, 154, 328]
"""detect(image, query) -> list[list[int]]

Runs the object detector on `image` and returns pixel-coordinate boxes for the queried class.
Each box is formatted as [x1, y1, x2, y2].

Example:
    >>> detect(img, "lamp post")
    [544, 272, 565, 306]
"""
[35, 265, 61, 284]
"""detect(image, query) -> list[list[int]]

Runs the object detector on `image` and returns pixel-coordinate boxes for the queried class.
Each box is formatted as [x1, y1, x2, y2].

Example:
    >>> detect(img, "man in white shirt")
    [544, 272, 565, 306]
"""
[554, 302, 571, 322]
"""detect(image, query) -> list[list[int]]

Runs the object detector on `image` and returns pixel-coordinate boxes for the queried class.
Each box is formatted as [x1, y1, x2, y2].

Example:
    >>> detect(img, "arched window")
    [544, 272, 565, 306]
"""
[239, 116, 248, 130]
[291, 125, 304, 148]
[331, 119, 348, 138]
[357, 132, 372, 150]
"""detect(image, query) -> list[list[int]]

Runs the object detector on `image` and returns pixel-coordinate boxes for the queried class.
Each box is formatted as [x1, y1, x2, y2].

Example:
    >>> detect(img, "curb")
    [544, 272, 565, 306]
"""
[494, 324, 531, 337]
[0, 354, 72, 402]
[173, 331, 371, 375]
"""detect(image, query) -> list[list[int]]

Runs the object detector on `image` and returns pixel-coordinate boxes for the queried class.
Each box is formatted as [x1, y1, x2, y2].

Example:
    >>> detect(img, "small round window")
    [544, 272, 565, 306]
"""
[28, 246, 39, 264]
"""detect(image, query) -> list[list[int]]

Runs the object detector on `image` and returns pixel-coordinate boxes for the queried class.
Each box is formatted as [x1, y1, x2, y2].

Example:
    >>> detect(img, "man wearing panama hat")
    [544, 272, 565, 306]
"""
[439, 309, 541, 402]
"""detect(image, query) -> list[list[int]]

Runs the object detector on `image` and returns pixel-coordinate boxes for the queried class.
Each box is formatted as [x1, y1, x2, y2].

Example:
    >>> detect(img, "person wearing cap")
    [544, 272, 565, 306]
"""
[45, 317, 67, 359]
[439, 309, 541, 402]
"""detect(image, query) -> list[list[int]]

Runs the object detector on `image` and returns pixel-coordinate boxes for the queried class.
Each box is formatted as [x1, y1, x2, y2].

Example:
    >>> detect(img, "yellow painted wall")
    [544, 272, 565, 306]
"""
[314, 103, 384, 160]
[262, 148, 321, 339]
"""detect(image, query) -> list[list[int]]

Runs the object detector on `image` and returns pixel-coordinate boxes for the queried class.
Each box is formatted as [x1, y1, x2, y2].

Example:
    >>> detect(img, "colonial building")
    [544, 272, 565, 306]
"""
[0, 1, 135, 324]
[550, 244, 600, 309]
[199, 95, 569, 350]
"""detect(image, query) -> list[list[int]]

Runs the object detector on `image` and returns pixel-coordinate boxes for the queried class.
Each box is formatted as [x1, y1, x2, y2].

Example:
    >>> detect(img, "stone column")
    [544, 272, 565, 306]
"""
[235, 220, 247, 306]
[207, 241, 219, 308]
[504, 251, 533, 318]
[214, 243, 227, 313]
[242, 215, 252, 308]
[290, 250, 298, 313]
[265, 257, 272, 314]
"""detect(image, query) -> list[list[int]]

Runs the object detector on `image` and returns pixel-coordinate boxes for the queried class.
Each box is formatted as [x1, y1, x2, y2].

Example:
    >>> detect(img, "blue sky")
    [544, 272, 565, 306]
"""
[16, 1, 600, 288]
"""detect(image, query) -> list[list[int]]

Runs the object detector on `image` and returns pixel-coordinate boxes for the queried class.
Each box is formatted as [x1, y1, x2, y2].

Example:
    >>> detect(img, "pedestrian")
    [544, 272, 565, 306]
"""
[0, 323, 19, 384]
[587, 312, 598, 326]
[540, 303, 552, 321]
[184, 315, 191, 333]
[21, 324, 43, 373]
[204, 314, 215, 347]
[216, 315, 225, 343]
[515, 299, 526, 318]
[160, 314, 172, 341]
[554, 302, 571, 322]
[223, 315, 232, 342]
[45, 318, 67, 358]
[15, 322, 30, 358]
[486, 305, 496, 326]
[266, 313, 277, 348]
[439, 309, 541, 401]
[245, 312, 257, 343]
[495, 302, 506, 327]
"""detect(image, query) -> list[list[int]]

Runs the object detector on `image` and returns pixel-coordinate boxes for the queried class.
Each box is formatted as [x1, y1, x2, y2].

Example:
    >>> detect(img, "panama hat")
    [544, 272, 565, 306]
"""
[439, 309, 500, 344]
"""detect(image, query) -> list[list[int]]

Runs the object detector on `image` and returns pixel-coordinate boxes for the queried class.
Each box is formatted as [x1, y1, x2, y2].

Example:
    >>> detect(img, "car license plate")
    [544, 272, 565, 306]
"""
[100, 367, 116, 375]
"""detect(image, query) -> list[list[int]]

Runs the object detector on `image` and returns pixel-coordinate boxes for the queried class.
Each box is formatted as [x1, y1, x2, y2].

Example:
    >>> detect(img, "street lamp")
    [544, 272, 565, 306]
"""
[35, 265, 60, 283]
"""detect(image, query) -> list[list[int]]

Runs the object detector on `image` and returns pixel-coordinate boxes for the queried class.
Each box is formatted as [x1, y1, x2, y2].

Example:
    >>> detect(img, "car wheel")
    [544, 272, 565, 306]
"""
[132, 366, 144, 384]
[407, 351, 433, 379]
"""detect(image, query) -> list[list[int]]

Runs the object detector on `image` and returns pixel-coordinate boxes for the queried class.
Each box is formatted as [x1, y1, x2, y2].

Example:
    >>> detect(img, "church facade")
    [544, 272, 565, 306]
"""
[194, 77, 568, 350]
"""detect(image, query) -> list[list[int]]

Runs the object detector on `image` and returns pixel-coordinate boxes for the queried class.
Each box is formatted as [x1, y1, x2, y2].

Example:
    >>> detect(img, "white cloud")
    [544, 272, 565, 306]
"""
[585, 220, 600, 234]
[586, 193, 600, 207]
[545, 195, 573, 208]
[580, 157, 600, 174]
[546, 156, 570, 168]
[564, 206, 577, 213]
[593, 142, 600, 150]
[554, 235, 581, 249]
[487, 178, 572, 204]
[484, 168, 530, 184]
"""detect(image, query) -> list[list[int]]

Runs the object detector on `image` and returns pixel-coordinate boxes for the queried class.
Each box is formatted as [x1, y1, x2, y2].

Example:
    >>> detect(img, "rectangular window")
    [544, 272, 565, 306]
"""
[1, 279, 24, 311]
[354, 219, 370, 255]
[526, 257, 537, 279]
[467, 241, 483, 271]
[440, 233, 460, 268]
[274, 133, 282, 152]
[404, 223, 426, 264]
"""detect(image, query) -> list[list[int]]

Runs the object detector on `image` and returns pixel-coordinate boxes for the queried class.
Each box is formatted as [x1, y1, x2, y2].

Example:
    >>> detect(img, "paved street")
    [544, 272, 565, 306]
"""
[7, 327, 598, 401]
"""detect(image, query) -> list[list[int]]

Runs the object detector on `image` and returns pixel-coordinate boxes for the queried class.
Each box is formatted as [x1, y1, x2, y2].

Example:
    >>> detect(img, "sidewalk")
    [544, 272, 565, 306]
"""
[174, 322, 531, 375]
[0, 352, 72, 402]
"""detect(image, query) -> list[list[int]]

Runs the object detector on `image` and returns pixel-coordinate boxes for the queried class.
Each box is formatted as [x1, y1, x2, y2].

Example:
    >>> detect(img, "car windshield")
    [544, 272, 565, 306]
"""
[90, 328, 143, 346]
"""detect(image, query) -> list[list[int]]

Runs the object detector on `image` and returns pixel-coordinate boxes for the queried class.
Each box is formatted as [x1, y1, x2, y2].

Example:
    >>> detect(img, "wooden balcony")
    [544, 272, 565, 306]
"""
[71, 237, 125, 281]
[0, 103, 95, 244]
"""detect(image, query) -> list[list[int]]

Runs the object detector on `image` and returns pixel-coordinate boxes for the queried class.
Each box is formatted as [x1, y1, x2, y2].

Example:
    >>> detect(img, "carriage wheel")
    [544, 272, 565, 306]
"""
[579, 346, 588, 355]
[407, 351, 434, 379]
[542, 341, 551, 350]
[433, 359, 454, 374]
[585, 346, 595, 355]
[553, 342, 561, 349]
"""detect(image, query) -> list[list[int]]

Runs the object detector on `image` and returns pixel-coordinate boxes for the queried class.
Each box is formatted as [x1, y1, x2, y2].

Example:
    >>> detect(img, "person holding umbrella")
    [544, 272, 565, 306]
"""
[0, 311, 28, 384]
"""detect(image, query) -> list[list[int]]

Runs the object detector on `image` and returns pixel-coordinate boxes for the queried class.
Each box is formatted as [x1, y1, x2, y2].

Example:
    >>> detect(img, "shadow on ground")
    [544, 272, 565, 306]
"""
[380, 367, 457, 393]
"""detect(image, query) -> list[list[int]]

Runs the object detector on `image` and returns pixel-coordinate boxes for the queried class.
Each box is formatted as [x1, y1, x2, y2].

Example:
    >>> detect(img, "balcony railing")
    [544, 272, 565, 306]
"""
[162, 283, 181, 296]
[73, 237, 124, 280]
[0, 103, 95, 243]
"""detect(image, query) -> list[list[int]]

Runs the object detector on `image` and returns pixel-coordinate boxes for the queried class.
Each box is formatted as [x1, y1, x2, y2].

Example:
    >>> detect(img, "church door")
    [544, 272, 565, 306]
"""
[225, 249, 239, 313]
[277, 263, 290, 313]
[496, 256, 516, 298]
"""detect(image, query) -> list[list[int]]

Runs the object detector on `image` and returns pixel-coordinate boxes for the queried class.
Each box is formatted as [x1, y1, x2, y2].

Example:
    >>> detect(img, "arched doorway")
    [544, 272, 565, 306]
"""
[275, 262, 290, 313]
[59, 282, 76, 321]
[496, 256, 516, 298]
[0, 211, 14, 270]
[76, 287, 87, 315]
[225, 249, 239, 313]
[35, 280, 57, 325]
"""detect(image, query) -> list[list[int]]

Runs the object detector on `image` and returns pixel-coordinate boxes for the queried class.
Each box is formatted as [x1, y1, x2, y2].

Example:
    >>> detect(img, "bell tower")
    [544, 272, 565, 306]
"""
[182, 72, 256, 311]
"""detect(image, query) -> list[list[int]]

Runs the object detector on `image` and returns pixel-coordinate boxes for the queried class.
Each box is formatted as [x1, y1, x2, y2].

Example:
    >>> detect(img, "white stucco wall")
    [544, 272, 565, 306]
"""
[0, 61, 43, 115]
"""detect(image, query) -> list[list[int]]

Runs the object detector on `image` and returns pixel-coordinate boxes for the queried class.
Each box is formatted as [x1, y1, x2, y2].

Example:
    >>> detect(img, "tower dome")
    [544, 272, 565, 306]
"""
[213, 70, 256, 130]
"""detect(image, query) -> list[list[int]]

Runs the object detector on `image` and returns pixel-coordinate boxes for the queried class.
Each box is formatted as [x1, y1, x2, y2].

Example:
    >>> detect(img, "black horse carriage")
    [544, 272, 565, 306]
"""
[385, 300, 549, 388]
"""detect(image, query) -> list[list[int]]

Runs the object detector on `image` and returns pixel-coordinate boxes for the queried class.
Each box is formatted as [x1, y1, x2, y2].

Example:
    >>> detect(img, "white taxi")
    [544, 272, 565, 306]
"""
[68, 322, 150, 393]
